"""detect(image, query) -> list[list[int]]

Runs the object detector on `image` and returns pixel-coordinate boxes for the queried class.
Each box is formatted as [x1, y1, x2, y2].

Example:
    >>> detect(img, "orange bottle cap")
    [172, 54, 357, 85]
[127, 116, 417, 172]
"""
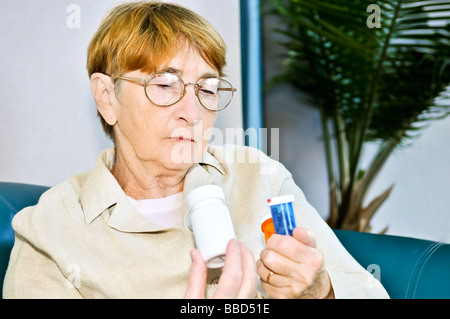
[261, 215, 275, 244]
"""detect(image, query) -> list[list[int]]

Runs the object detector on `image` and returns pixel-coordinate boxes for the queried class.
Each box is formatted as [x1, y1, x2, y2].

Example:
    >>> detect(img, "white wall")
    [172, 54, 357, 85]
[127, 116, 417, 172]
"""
[0, 0, 242, 187]
[369, 119, 450, 244]
[263, 14, 450, 244]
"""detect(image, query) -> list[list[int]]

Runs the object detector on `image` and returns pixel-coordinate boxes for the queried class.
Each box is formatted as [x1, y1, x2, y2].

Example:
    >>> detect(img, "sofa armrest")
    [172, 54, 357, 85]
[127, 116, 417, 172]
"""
[0, 182, 50, 295]
[333, 229, 450, 299]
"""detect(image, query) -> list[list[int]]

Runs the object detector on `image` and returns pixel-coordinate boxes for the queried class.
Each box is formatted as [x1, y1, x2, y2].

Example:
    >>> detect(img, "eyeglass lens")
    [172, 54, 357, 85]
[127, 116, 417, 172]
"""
[145, 73, 234, 111]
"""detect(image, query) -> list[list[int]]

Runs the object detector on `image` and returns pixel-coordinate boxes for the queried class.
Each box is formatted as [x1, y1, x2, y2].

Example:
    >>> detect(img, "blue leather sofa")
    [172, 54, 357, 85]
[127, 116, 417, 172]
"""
[1, 181, 449, 298]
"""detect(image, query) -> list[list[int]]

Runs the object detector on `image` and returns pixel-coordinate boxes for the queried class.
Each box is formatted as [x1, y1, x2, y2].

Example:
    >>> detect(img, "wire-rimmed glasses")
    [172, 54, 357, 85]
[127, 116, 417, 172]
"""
[116, 72, 236, 111]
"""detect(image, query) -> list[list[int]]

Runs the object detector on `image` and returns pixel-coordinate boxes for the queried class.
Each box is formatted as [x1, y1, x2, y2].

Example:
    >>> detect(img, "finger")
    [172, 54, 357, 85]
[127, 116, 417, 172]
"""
[258, 255, 312, 299]
[213, 239, 243, 298]
[265, 234, 306, 264]
[258, 251, 299, 286]
[236, 243, 258, 299]
[292, 227, 317, 248]
[257, 259, 279, 286]
[184, 249, 207, 299]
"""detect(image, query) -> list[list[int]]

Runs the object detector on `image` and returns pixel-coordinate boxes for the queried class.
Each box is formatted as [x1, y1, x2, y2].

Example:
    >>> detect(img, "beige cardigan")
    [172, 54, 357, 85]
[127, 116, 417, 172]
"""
[3, 145, 389, 298]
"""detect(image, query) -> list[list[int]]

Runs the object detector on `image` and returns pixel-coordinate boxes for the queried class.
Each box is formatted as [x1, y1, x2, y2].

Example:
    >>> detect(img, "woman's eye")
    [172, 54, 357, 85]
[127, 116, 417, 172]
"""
[200, 85, 218, 94]
[153, 83, 175, 90]
[200, 88, 215, 95]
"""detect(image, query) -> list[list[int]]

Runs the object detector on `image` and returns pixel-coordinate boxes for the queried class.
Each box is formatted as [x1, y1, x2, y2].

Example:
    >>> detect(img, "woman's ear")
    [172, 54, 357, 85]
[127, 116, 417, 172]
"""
[90, 73, 117, 126]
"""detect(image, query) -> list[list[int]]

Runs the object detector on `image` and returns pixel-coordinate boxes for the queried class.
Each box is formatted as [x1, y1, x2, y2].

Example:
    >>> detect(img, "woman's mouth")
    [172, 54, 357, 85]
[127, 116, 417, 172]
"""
[170, 136, 194, 142]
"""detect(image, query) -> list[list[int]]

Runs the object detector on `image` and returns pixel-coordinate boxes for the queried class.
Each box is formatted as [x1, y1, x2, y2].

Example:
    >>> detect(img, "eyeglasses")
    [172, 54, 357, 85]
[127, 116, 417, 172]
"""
[116, 72, 236, 111]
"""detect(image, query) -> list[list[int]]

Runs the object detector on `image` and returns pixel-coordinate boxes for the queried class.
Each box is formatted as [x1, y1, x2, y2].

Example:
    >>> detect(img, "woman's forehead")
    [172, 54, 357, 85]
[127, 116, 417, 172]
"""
[155, 45, 220, 78]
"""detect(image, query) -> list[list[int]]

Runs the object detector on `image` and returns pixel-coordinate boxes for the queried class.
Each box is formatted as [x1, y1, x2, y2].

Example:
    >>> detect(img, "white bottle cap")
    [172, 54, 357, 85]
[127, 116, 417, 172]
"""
[187, 184, 225, 209]
[266, 194, 295, 206]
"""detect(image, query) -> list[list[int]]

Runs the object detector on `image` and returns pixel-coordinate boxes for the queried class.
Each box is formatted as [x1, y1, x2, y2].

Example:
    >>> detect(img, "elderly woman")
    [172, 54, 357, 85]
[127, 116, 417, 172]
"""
[3, 2, 388, 299]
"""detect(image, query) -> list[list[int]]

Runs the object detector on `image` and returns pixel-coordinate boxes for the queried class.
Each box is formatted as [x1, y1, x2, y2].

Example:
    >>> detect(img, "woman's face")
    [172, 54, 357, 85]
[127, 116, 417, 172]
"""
[112, 45, 219, 172]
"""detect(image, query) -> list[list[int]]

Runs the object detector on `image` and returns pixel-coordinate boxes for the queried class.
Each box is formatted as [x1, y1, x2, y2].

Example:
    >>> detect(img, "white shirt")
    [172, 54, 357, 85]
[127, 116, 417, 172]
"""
[127, 193, 184, 228]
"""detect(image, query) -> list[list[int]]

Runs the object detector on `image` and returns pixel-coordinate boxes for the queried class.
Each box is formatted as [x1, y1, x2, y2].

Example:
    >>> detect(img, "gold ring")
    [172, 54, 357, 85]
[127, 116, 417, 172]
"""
[266, 271, 274, 283]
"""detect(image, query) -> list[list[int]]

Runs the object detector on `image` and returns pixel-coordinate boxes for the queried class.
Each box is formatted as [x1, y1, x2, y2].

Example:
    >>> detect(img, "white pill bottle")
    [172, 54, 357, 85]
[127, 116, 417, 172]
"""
[187, 185, 236, 268]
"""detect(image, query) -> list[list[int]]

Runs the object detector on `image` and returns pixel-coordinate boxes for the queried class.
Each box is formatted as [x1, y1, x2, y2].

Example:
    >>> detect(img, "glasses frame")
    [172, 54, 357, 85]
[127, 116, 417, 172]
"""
[116, 72, 237, 112]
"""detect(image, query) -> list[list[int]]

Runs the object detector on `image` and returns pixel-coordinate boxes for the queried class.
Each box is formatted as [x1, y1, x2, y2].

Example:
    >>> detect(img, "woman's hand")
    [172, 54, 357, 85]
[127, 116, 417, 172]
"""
[184, 239, 258, 299]
[257, 227, 334, 299]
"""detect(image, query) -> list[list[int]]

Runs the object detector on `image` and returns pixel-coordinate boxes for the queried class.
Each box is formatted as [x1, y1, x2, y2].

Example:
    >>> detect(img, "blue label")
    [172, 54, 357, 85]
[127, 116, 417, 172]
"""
[269, 202, 296, 236]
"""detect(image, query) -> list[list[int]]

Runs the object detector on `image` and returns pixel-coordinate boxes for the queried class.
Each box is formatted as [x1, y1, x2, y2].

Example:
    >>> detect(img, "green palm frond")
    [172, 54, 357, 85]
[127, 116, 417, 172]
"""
[264, 0, 450, 231]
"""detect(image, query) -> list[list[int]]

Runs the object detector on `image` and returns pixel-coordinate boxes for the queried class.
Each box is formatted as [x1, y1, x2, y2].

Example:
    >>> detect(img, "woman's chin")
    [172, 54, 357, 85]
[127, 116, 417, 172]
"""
[167, 143, 203, 169]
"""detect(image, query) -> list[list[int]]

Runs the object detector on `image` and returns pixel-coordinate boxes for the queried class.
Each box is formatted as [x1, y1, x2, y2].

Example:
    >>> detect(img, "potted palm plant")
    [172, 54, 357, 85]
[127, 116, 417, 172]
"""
[263, 0, 450, 232]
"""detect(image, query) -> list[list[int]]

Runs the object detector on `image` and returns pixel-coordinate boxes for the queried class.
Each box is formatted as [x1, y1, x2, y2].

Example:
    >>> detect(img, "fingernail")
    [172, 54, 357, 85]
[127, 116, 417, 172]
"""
[228, 238, 239, 249]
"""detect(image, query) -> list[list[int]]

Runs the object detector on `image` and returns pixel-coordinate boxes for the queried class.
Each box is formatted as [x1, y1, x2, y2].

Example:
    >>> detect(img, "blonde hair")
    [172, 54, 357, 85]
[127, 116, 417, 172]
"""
[87, 1, 227, 140]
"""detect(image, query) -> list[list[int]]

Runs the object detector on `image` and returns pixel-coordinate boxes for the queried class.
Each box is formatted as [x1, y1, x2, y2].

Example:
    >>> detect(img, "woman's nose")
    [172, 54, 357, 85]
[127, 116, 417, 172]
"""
[176, 83, 201, 125]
